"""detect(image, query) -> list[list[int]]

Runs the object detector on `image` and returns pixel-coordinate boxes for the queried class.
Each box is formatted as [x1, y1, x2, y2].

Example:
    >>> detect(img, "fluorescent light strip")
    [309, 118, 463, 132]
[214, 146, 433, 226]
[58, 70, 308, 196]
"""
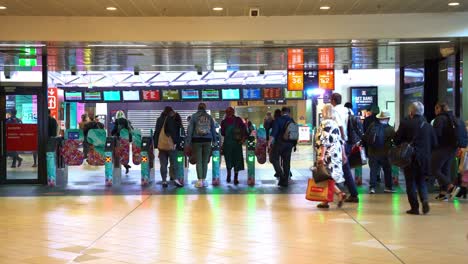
[388, 40, 451, 44]
[0, 43, 45, 47]
[76, 64, 121, 67]
[151, 64, 194, 67]
[87, 44, 147, 47]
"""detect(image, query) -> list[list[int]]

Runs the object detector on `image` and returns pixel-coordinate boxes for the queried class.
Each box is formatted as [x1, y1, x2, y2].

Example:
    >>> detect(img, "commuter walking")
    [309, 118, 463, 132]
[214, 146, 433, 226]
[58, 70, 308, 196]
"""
[185, 103, 217, 188]
[111, 110, 133, 174]
[364, 111, 396, 194]
[154, 106, 179, 188]
[394, 102, 437, 215]
[79, 113, 90, 158]
[245, 117, 255, 136]
[363, 105, 380, 133]
[269, 107, 297, 188]
[6, 109, 23, 168]
[220, 107, 246, 185]
[330, 93, 359, 203]
[33, 110, 59, 167]
[431, 102, 463, 200]
[170, 112, 185, 187]
[315, 104, 347, 208]
[263, 112, 274, 141]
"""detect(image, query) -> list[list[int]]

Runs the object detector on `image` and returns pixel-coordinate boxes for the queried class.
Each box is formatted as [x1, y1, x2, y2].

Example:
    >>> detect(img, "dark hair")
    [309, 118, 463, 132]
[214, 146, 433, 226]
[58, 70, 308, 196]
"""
[281, 107, 291, 114]
[174, 112, 182, 126]
[163, 106, 173, 115]
[198, 103, 207, 110]
[10, 109, 17, 116]
[274, 109, 282, 119]
[436, 102, 450, 112]
[344, 102, 352, 109]
[331, 93, 342, 105]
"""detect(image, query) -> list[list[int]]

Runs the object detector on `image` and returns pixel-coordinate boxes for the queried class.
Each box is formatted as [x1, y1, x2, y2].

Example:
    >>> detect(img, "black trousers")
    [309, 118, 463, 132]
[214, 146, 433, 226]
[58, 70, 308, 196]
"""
[404, 163, 429, 210]
[431, 148, 456, 191]
[271, 141, 294, 185]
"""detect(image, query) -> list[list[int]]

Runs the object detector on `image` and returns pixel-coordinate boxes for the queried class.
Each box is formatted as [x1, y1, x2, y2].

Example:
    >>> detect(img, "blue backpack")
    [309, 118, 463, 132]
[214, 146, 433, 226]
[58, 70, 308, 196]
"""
[365, 123, 386, 148]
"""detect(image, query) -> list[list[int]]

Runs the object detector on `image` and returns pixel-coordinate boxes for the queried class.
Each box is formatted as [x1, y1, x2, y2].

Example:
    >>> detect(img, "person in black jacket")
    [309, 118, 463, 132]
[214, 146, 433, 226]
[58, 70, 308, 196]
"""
[363, 105, 380, 134]
[394, 101, 438, 215]
[153, 106, 179, 188]
[111, 111, 133, 174]
[431, 102, 459, 200]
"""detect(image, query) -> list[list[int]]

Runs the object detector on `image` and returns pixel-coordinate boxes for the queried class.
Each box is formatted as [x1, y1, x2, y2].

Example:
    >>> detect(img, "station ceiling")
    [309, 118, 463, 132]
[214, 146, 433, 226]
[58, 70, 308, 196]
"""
[0, 0, 467, 16]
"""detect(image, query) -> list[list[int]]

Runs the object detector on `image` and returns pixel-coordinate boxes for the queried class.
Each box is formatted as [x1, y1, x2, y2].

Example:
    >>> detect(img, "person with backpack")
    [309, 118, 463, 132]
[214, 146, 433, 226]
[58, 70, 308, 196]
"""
[111, 110, 133, 174]
[364, 111, 396, 194]
[268, 107, 298, 188]
[185, 103, 217, 188]
[330, 93, 359, 203]
[154, 106, 180, 188]
[431, 102, 467, 201]
[263, 112, 274, 142]
[394, 101, 437, 215]
[6, 109, 23, 168]
[221, 107, 247, 185]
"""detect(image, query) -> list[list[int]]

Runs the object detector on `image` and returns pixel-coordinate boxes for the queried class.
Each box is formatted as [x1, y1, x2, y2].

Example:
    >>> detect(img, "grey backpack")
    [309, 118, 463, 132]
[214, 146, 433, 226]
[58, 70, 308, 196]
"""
[282, 120, 299, 141]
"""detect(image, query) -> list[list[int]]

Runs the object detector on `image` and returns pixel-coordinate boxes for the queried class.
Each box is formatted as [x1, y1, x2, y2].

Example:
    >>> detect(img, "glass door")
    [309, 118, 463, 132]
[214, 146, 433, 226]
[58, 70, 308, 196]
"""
[0, 91, 40, 183]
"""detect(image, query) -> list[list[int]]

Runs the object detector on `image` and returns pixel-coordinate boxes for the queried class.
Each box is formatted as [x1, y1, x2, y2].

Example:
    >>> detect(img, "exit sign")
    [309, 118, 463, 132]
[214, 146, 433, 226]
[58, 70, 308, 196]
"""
[19, 48, 37, 67]
[19, 59, 37, 67]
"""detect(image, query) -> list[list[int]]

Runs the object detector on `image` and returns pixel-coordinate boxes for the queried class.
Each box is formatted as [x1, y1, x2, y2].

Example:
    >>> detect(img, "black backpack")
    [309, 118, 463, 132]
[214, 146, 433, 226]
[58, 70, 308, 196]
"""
[365, 123, 386, 148]
[347, 111, 364, 145]
[443, 114, 468, 148]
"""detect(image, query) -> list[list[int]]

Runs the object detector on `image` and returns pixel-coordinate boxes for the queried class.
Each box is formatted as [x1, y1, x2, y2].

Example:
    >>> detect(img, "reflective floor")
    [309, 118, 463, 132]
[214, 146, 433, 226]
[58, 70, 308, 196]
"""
[0, 194, 466, 264]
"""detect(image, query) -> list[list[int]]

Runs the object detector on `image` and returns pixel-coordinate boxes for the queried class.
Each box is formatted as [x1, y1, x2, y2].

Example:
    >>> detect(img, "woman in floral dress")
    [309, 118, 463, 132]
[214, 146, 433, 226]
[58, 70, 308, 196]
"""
[315, 104, 346, 209]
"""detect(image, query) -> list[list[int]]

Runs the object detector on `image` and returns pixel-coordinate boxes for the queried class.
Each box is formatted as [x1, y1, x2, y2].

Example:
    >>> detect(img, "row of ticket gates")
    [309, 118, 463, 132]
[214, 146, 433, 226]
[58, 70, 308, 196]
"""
[46, 128, 257, 187]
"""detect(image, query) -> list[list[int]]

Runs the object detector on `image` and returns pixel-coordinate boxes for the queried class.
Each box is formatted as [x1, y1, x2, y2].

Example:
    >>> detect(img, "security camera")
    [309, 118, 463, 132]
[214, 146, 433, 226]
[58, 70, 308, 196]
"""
[195, 65, 203, 75]
[134, 66, 140, 76]
[70, 66, 77, 76]
[4, 66, 11, 79]
[250, 8, 260, 17]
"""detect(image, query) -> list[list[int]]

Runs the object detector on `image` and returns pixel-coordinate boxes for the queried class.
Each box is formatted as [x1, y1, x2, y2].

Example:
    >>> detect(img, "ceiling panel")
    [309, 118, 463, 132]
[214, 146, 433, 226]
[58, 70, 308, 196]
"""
[0, 0, 467, 16]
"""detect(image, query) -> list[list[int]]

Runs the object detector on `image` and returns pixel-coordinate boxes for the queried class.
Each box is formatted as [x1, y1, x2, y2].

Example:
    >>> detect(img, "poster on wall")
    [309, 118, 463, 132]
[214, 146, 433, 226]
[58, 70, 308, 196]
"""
[350, 86, 378, 116]
[6, 124, 38, 151]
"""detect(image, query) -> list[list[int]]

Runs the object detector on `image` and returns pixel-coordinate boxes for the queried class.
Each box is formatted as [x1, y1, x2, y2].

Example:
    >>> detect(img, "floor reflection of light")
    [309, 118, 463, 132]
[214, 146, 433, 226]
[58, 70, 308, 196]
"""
[356, 194, 364, 221]
[392, 193, 401, 230]
[453, 199, 461, 212]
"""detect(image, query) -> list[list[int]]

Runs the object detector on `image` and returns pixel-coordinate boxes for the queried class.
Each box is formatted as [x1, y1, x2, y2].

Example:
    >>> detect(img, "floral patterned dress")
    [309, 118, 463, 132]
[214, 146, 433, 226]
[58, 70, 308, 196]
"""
[315, 119, 345, 184]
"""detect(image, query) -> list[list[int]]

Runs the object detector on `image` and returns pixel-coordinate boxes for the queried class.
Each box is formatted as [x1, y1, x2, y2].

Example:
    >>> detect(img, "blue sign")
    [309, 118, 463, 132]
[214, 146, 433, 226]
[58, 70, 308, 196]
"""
[350, 86, 378, 116]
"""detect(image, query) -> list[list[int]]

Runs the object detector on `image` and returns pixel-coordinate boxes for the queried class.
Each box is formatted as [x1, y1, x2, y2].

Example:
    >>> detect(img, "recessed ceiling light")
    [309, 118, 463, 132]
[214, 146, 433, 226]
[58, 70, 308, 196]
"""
[448, 2, 460, 6]
[87, 44, 147, 47]
[0, 43, 46, 47]
[388, 40, 451, 45]
[320, 6, 331, 10]
[106, 7, 117, 11]
[0, 6, 7, 10]
[213, 7, 223, 11]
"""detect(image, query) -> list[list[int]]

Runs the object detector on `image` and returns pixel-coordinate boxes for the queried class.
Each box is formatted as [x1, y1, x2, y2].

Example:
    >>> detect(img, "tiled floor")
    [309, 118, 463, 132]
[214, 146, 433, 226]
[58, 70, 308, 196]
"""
[1, 193, 467, 264]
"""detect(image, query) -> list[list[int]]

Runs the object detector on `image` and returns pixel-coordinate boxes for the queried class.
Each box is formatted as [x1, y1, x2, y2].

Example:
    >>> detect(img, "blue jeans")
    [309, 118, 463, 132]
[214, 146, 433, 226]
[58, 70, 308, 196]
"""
[369, 156, 393, 189]
[159, 150, 176, 181]
[404, 163, 429, 210]
[343, 143, 359, 197]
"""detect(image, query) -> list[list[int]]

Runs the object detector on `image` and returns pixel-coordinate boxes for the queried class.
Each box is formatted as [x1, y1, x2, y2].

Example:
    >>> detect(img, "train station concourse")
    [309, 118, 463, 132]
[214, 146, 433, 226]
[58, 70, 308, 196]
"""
[1, 0, 468, 263]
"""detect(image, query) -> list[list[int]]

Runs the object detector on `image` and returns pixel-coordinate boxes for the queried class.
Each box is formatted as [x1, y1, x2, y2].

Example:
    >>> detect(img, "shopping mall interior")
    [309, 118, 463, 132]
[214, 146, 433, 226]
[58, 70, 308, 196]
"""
[0, 1, 468, 263]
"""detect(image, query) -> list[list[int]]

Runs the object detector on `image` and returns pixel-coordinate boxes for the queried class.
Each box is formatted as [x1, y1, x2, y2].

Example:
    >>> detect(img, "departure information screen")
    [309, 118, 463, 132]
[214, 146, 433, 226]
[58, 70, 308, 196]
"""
[64, 91, 83, 101]
[284, 89, 303, 99]
[201, 89, 220, 100]
[162, 89, 180, 101]
[122, 90, 140, 101]
[263, 88, 282, 99]
[181, 89, 200, 100]
[103, 91, 121, 101]
[242, 88, 262, 100]
[222, 89, 240, 100]
[142, 90, 160, 101]
[84, 91, 102, 101]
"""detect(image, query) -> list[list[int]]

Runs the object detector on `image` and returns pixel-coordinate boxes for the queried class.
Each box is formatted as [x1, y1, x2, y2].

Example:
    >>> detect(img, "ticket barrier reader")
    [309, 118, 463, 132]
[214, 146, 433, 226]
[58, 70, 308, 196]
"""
[247, 136, 256, 186]
[104, 137, 121, 186]
[47, 137, 67, 187]
[140, 137, 155, 186]
[211, 140, 221, 186]
[175, 137, 186, 186]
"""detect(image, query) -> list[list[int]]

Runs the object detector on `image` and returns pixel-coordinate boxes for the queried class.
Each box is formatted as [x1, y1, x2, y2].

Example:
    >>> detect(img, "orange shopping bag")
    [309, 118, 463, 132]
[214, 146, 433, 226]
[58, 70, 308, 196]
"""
[305, 178, 335, 202]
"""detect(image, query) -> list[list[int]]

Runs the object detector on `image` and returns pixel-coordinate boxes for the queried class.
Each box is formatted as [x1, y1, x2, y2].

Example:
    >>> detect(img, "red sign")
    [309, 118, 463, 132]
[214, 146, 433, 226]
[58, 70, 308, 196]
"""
[47, 88, 59, 119]
[318, 48, 335, 70]
[287, 71, 304, 91]
[319, 70, 335, 90]
[288, 48, 304, 70]
[142, 90, 161, 101]
[264, 88, 281, 99]
[6, 124, 38, 151]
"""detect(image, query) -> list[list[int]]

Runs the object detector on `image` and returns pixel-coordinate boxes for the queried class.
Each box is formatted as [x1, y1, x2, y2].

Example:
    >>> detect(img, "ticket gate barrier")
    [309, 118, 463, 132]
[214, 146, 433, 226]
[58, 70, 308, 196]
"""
[175, 136, 186, 186]
[140, 137, 155, 186]
[104, 137, 122, 186]
[212, 141, 221, 186]
[47, 137, 67, 187]
[247, 136, 256, 186]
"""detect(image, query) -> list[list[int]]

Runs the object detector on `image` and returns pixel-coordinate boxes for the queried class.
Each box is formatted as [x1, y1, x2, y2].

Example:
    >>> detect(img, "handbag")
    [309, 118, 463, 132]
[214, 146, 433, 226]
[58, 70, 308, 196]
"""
[349, 145, 368, 168]
[312, 163, 331, 183]
[157, 117, 175, 151]
[389, 121, 425, 168]
[306, 178, 335, 202]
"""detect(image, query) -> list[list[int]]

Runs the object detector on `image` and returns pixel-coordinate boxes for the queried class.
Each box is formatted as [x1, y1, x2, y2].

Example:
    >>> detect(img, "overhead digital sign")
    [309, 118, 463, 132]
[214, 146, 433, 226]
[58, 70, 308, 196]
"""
[318, 70, 335, 90]
[318, 48, 335, 69]
[142, 90, 161, 101]
[64, 91, 83, 101]
[103, 91, 121, 102]
[181, 89, 200, 100]
[304, 70, 319, 90]
[201, 89, 220, 100]
[122, 90, 140, 101]
[242, 88, 262, 100]
[263, 88, 282, 99]
[222, 89, 240, 100]
[288, 48, 304, 70]
[284, 89, 303, 99]
[287, 70, 304, 91]
[162, 89, 180, 101]
[84, 91, 102, 101]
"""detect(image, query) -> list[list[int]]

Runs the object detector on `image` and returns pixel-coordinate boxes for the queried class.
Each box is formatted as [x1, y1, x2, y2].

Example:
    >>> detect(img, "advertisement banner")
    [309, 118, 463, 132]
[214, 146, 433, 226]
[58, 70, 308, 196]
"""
[299, 126, 311, 143]
[6, 124, 38, 151]
[350, 86, 378, 116]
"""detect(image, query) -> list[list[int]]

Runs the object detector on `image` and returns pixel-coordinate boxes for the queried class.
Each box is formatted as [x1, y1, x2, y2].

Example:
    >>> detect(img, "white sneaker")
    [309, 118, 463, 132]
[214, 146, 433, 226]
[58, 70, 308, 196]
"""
[195, 180, 203, 188]
[174, 179, 183, 187]
[369, 188, 376, 194]
[384, 188, 396, 193]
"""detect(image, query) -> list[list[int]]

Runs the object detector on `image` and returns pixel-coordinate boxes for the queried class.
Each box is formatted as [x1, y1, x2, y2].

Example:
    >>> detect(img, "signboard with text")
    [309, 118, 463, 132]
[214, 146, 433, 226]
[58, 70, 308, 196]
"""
[287, 70, 304, 91]
[350, 86, 378, 116]
[47, 88, 59, 119]
[318, 48, 335, 69]
[287, 48, 304, 70]
[6, 124, 38, 151]
[318, 70, 335, 90]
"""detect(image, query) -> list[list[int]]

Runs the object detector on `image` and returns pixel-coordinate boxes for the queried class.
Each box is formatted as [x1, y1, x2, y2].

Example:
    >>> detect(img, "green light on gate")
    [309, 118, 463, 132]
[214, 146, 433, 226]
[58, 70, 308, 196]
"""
[177, 156, 183, 163]
[213, 156, 219, 162]
[248, 156, 254, 162]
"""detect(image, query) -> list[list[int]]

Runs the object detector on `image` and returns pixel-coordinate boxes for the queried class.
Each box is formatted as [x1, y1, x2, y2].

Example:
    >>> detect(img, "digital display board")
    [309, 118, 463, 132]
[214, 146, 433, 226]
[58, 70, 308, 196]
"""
[181, 89, 200, 100]
[284, 90, 303, 99]
[242, 88, 262, 100]
[318, 48, 335, 70]
[64, 91, 83, 101]
[103, 91, 121, 102]
[84, 91, 102, 101]
[222, 89, 240, 100]
[162, 89, 180, 101]
[122, 90, 140, 101]
[304, 70, 319, 90]
[288, 48, 304, 70]
[318, 70, 335, 90]
[263, 88, 282, 99]
[142, 90, 161, 101]
[351, 87, 378, 116]
[201, 89, 220, 100]
[287, 70, 304, 91]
